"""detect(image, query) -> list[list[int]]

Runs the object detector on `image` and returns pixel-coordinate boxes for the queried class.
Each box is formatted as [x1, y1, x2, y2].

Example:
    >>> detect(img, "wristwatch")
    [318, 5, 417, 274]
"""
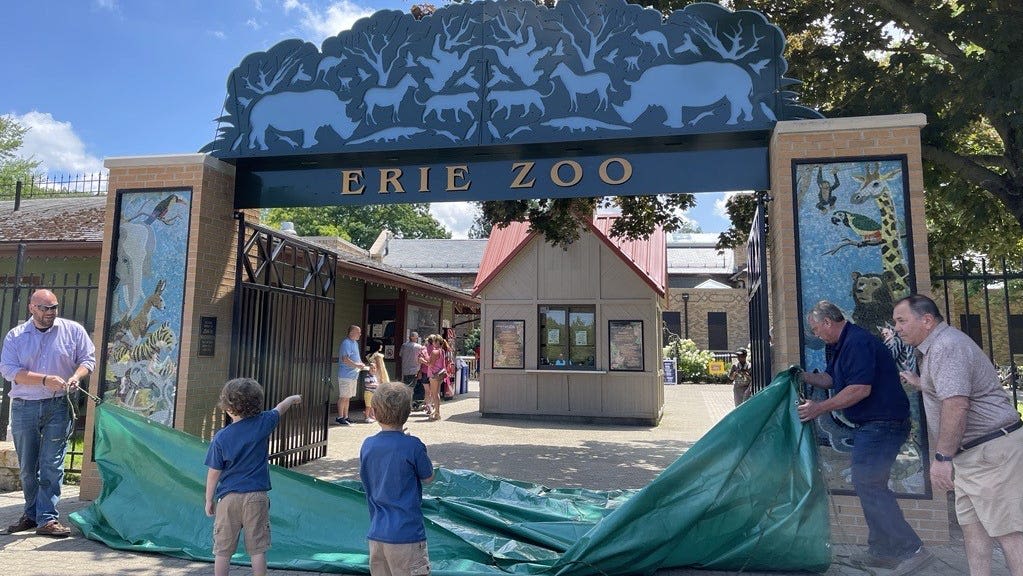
[934, 452, 954, 462]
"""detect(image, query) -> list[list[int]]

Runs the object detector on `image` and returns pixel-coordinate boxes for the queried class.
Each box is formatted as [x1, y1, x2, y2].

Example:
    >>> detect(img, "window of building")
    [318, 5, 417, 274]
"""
[539, 305, 596, 369]
[959, 314, 983, 349]
[708, 311, 728, 350]
[662, 311, 682, 340]
[1010, 315, 1023, 354]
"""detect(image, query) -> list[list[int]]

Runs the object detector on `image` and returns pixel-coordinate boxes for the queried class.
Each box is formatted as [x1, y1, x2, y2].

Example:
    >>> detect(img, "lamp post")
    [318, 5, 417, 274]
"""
[681, 293, 690, 339]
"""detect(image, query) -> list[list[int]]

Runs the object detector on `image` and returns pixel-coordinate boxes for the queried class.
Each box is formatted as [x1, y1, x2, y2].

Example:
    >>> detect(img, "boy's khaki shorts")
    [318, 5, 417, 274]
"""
[213, 491, 271, 556]
[368, 539, 430, 576]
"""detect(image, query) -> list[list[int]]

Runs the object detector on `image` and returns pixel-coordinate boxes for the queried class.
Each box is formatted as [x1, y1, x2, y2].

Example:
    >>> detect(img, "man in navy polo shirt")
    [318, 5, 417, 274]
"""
[797, 300, 931, 574]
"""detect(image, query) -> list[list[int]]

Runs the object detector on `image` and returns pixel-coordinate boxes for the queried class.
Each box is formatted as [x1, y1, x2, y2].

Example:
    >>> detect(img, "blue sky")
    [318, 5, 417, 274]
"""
[2, 0, 737, 236]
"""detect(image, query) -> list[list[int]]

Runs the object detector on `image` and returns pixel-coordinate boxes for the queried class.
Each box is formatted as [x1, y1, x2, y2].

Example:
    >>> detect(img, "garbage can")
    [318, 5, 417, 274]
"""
[459, 363, 469, 394]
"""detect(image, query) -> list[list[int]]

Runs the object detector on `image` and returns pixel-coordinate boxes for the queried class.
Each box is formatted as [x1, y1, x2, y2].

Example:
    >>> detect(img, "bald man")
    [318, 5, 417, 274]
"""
[0, 289, 95, 537]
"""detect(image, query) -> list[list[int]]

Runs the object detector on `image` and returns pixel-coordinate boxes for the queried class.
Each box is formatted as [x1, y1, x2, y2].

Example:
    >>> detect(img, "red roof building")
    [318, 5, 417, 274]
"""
[472, 216, 668, 425]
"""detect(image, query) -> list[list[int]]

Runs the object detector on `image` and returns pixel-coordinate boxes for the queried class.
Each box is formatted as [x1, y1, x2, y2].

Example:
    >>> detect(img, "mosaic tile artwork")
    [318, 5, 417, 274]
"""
[101, 189, 192, 426]
[794, 157, 928, 497]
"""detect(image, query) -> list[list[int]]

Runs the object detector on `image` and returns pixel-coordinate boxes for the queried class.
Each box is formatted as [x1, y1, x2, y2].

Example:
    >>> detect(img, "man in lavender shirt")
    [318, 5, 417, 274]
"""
[0, 289, 95, 538]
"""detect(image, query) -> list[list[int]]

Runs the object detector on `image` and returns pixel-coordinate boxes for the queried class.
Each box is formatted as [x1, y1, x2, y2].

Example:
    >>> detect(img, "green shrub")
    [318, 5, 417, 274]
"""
[461, 326, 480, 356]
[663, 336, 716, 382]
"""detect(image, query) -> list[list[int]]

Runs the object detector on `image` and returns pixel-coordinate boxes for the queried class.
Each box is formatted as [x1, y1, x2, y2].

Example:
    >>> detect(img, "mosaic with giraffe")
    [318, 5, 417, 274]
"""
[794, 156, 926, 497]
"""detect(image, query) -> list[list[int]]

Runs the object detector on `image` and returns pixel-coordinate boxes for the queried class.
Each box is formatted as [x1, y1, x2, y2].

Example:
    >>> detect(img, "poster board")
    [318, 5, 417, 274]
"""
[492, 320, 525, 369]
[609, 320, 644, 371]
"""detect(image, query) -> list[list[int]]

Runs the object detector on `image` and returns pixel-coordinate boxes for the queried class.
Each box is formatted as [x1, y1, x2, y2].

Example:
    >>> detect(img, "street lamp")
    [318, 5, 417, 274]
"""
[681, 293, 690, 339]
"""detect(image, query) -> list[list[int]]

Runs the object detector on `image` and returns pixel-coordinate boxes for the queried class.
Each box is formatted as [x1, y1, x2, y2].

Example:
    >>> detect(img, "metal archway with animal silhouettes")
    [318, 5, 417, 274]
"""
[196, 0, 817, 463]
[202, 0, 820, 208]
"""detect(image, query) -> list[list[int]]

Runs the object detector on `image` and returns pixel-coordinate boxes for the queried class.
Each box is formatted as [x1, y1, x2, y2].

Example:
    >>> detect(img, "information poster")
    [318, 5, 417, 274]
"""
[663, 359, 677, 385]
[493, 320, 525, 369]
[609, 320, 644, 371]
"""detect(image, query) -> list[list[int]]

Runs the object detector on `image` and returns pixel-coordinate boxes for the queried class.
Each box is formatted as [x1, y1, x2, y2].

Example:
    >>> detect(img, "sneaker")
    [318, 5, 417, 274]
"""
[848, 550, 900, 569]
[334, 417, 351, 426]
[365, 417, 376, 424]
[35, 520, 71, 538]
[891, 547, 934, 576]
[4, 515, 37, 534]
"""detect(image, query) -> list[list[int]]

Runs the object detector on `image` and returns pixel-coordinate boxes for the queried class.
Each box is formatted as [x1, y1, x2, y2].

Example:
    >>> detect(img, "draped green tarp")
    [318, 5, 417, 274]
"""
[70, 369, 830, 574]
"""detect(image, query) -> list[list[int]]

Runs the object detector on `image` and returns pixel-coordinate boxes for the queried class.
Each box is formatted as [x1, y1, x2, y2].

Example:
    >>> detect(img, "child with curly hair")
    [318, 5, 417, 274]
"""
[204, 378, 301, 576]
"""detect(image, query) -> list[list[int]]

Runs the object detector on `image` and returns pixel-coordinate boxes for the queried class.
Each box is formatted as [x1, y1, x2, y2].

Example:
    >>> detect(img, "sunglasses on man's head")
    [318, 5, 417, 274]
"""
[34, 304, 59, 312]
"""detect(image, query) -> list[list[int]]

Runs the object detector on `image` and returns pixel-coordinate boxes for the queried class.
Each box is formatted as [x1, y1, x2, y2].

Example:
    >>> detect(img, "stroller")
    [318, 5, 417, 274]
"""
[408, 372, 427, 411]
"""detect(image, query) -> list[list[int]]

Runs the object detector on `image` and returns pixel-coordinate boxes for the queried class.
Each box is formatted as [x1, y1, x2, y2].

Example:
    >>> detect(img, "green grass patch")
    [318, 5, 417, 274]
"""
[63, 433, 84, 486]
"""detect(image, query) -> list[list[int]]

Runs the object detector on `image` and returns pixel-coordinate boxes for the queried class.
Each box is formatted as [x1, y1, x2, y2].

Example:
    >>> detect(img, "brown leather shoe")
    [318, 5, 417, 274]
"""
[4, 515, 37, 534]
[34, 520, 71, 538]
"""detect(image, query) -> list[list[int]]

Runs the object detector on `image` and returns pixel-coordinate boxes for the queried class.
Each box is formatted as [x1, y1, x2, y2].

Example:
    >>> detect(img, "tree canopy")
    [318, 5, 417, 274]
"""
[713, 0, 1023, 262]
[0, 115, 41, 187]
[469, 1, 1023, 261]
[263, 204, 450, 249]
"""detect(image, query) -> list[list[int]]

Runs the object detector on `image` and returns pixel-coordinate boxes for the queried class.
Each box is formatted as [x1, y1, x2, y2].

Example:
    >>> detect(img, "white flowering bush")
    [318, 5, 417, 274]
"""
[663, 335, 715, 382]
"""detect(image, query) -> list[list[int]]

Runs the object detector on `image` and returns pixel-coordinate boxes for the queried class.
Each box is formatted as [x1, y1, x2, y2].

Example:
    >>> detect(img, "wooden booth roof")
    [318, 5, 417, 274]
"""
[473, 217, 667, 297]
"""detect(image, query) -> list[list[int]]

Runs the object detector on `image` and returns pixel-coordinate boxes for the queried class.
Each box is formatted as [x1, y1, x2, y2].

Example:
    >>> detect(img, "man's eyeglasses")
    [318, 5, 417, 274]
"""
[34, 304, 59, 312]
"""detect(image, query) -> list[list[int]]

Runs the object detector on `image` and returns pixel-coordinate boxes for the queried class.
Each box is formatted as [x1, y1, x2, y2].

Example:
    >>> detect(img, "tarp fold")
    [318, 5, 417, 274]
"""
[71, 369, 830, 574]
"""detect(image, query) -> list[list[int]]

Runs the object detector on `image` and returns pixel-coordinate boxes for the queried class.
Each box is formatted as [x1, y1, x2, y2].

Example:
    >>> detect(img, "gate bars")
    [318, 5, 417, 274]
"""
[932, 258, 1023, 406]
[230, 215, 337, 467]
[747, 191, 772, 395]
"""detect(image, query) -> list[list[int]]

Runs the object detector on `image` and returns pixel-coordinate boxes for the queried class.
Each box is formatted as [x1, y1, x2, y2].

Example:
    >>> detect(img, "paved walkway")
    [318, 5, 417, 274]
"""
[0, 383, 1004, 575]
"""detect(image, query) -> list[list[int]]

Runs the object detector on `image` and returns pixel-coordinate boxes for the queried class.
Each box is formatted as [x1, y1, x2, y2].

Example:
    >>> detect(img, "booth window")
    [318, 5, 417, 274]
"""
[539, 305, 596, 369]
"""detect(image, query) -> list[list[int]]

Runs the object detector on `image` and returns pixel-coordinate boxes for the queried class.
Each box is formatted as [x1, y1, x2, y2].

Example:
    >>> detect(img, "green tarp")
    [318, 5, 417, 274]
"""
[70, 369, 831, 574]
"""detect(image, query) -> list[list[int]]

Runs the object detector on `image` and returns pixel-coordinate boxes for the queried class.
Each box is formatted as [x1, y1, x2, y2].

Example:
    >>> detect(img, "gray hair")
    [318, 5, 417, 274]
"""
[808, 300, 845, 323]
[894, 294, 944, 322]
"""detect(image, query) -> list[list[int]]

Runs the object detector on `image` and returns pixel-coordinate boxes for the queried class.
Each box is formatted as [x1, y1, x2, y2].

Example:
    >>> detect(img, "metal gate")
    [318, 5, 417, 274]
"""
[747, 191, 772, 394]
[230, 216, 336, 467]
[930, 258, 1023, 405]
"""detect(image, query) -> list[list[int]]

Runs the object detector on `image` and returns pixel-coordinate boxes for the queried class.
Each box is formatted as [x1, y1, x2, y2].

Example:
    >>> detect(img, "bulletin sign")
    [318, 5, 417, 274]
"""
[493, 320, 525, 369]
[609, 320, 644, 372]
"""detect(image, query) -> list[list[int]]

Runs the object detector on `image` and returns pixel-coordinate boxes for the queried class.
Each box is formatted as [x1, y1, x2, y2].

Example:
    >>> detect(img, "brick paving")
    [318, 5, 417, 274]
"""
[0, 383, 1004, 575]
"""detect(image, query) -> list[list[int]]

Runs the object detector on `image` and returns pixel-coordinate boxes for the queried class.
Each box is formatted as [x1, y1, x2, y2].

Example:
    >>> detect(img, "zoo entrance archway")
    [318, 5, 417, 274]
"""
[80, 0, 941, 546]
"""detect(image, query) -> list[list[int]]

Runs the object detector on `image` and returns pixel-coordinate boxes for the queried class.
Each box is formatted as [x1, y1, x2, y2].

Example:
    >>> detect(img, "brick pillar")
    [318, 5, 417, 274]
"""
[766, 114, 946, 544]
[80, 154, 239, 499]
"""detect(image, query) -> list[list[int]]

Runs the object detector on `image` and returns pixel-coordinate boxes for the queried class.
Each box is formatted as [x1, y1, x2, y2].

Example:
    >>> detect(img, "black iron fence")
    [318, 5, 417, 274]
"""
[746, 192, 772, 395]
[0, 173, 108, 201]
[931, 258, 1023, 405]
[231, 217, 337, 467]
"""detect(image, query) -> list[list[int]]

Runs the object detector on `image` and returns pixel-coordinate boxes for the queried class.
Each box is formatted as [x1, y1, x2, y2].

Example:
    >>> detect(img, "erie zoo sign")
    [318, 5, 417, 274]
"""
[340, 156, 634, 195]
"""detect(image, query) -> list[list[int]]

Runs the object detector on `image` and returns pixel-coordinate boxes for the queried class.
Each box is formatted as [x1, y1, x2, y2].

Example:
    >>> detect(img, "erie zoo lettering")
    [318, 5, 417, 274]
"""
[338, 157, 634, 195]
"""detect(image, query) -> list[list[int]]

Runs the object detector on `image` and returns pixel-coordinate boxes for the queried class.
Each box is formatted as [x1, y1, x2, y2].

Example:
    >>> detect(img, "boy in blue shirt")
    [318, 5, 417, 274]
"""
[204, 377, 301, 576]
[359, 381, 435, 576]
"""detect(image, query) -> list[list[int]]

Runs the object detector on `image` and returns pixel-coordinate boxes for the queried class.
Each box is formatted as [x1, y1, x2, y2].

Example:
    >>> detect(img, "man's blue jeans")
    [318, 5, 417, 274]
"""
[851, 419, 922, 560]
[10, 396, 72, 524]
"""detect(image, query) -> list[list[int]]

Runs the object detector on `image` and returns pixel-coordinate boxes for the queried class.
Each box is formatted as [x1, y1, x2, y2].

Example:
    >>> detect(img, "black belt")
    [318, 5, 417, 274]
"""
[960, 419, 1023, 453]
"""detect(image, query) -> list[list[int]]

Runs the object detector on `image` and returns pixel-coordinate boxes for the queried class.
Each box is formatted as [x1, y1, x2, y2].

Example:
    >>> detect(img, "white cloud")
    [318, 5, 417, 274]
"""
[714, 191, 751, 219]
[13, 111, 105, 175]
[430, 201, 477, 239]
[283, 0, 375, 41]
[254, 0, 264, 11]
[209, 30, 226, 39]
[245, 18, 262, 30]
[94, 0, 118, 11]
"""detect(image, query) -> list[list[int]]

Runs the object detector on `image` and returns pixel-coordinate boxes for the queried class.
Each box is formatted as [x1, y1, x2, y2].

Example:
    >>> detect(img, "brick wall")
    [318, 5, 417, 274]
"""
[767, 115, 949, 544]
[665, 288, 749, 352]
[80, 154, 239, 499]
